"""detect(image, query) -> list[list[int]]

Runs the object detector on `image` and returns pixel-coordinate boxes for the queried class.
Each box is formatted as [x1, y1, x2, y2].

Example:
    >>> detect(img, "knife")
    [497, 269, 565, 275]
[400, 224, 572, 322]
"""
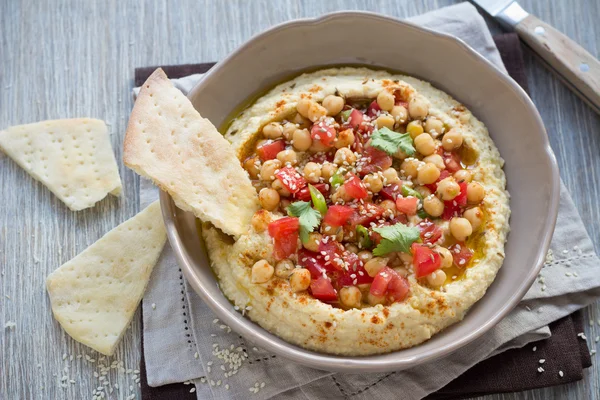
[470, 0, 600, 114]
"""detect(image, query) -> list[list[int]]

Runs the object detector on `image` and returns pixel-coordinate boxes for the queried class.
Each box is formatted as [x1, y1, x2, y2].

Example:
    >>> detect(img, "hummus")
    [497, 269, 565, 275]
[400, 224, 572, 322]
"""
[204, 67, 509, 355]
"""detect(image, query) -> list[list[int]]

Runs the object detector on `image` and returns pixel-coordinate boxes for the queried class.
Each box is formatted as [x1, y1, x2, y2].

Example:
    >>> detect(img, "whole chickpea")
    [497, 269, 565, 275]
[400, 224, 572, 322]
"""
[426, 269, 446, 287]
[442, 128, 464, 151]
[251, 260, 274, 283]
[436, 177, 461, 200]
[463, 207, 484, 231]
[377, 90, 395, 111]
[375, 115, 395, 130]
[276, 149, 298, 165]
[437, 247, 454, 269]
[334, 129, 355, 149]
[309, 139, 331, 153]
[450, 217, 473, 242]
[358, 250, 373, 264]
[417, 162, 441, 185]
[423, 195, 444, 217]
[304, 232, 322, 252]
[367, 292, 386, 306]
[454, 169, 472, 183]
[282, 122, 297, 141]
[339, 286, 362, 308]
[401, 158, 421, 179]
[243, 156, 260, 179]
[275, 259, 295, 279]
[271, 178, 291, 197]
[364, 257, 389, 277]
[263, 122, 283, 139]
[251, 210, 271, 233]
[424, 117, 444, 136]
[382, 168, 400, 184]
[296, 99, 312, 119]
[423, 154, 445, 170]
[303, 162, 322, 183]
[408, 96, 429, 120]
[292, 128, 312, 151]
[345, 243, 359, 254]
[467, 182, 485, 204]
[391, 105, 408, 125]
[259, 188, 280, 210]
[260, 159, 281, 181]
[289, 268, 311, 292]
[414, 185, 432, 198]
[334, 147, 356, 166]
[321, 222, 343, 241]
[407, 120, 424, 139]
[414, 133, 436, 156]
[292, 112, 311, 129]
[322, 95, 345, 116]
[307, 102, 328, 122]
[363, 174, 383, 193]
[321, 162, 338, 181]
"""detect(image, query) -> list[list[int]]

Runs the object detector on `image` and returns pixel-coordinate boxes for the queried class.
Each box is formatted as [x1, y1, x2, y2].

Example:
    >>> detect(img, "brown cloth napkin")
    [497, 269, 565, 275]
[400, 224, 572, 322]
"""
[137, 33, 591, 400]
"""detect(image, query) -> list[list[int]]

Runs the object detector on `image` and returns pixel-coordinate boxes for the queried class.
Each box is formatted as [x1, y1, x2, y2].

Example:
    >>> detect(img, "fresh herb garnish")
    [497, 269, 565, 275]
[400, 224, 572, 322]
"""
[370, 127, 415, 156]
[287, 201, 322, 243]
[309, 184, 328, 215]
[340, 109, 352, 122]
[330, 169, 346, 189]
[417, 209, 429, 219]
[356, 225, 373, 249]
[372, 222, 420, 256]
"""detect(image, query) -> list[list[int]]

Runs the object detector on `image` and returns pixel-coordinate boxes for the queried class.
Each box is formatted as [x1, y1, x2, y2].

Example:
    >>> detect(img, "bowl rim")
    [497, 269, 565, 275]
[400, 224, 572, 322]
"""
[160, 10, 560, 372]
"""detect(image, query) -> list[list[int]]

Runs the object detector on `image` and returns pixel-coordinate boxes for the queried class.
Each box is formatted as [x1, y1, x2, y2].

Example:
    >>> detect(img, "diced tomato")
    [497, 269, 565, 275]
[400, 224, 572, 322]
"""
[323, 205, 354, 227]
[391, 214, 409, 225]
[395, 197, 419, 215]
[275, 166, 307, 194]
[441, 181, 468, 220]
[455, 181, 468, 207]
[311, 121, 337, 147]
[347, 203, 385, 228]
[379, 184, 401, 201]
[343, 173, 368, 200]
[268, 217, 300, 260]
[367, 100, 382, 118]
[336, 252, 374, 287]
[387, 274, 410, 303]
[318, 240, 345, 271]
[448, 243, 474, 268]
[297, 249, 326, 279]
[358, 146, 393, 176]
[347, 108, 364, 129]
[444, 152, 462, 173]
[417, 220, 443, 244]
[310, 277, 338, 302]
[370, 267, 396, 297]
[256, 140, 285, 161]
[412, 243, 442, 278]
[425, 169, 451, 192]
[294, 183, 329, 201]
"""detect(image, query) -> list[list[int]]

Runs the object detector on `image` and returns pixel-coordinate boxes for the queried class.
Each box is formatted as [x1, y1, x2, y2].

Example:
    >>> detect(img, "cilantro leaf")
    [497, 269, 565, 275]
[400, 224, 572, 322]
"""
[372, 222, 420, 256]
[287, 201, 322, 243]
[370, 127, 415, 156]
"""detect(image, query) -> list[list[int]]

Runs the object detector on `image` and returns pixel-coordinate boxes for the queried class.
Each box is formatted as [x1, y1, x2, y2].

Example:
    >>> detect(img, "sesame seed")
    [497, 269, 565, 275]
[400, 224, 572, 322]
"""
[190, 388, 196, 393]
[559, 370, 564, 377]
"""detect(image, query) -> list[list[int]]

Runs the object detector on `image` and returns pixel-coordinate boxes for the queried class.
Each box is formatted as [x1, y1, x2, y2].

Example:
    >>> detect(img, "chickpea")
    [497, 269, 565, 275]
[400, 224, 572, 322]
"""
[398, 252, 413, 264]
[271, 179, 291, 197]
[275, 259, 295, 279]
[339, 286, 362, 308]
[454, 169, 472, 183]
[423, 195, 444, 217]
[289, 268, 311, 292]
[375, 115, 395, 130]
[363, 174, 383, 193]
[407, 120, 424, 139]
[358, 250, 373, 264]
[367, 292, 386, 306]
[464, 207, 483, 231]
[309, 139, 331, 153]
[378, 169, 397, 186]
[259, 188, 280, 210]
[414, 185, 432, 198]
[408, 96, 429, 120]
[333, 147, 356, 166]
[442, 128, 464, 151]
[321, 222, 343, 241]
[377, 90, 395, 111]
[423, 154, 445, 170]
[292, 128, 312, 151]
[276, 149, 298, 165]
[303, 162, 322, 183]
[334, 129, 355, 149]
[401, 159, 421, 179]
[364, 257, 388, 277]
[263, 122, 283, 139]
[467, 182, 485, 204]
[321, 162, 338, 181]
[417, 163, 441, 185]
[450, 217, 473, 242]
[251, 260, 274, 284]
[426, 269, 446, 287]
[260, 159, 281, 181]
[304, 232, 322, 252]
[322, 95, 345, 116]
[393, 148, 409, 160]
[424, 117, 444, 136]
[251, 210, 271, 233]
[345, 243, 359, 254]
[307, 102, 328, 122]
[436, 177, 461, 201]
[331, 185, 351, 203]
[279, 199, 291, 211]
[282, 122, 297, 141]
[414, 133, 436, 156]
[391, 105, 408, 124]
[243, 156, 260, 179]
[437, 247, 453, 269]
[292, 112, 310, 129]
[296, 98, 312, 119]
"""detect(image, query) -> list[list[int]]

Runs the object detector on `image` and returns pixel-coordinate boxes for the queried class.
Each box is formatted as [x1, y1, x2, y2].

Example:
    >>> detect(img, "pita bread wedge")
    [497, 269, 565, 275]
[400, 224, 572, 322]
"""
[0, 118, 122, 211]
[46, 201, 166, 356]
[123, 68, 258, 237]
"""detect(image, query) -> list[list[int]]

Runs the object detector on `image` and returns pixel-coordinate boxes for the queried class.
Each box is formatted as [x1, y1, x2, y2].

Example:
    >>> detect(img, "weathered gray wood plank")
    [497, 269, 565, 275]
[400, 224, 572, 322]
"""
[1, 0, 598, 399]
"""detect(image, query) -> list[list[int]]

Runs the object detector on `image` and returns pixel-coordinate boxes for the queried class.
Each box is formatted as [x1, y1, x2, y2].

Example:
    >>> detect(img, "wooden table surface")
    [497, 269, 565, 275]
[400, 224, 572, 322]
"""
[1, 0, 599, 399]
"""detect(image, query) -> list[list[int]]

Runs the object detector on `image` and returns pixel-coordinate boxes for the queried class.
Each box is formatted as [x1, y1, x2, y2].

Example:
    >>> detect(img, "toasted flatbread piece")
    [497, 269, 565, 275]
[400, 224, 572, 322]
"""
[123, 68, 258, 237]
[0, 118, 122, 211]
[46, 201, 166, 355]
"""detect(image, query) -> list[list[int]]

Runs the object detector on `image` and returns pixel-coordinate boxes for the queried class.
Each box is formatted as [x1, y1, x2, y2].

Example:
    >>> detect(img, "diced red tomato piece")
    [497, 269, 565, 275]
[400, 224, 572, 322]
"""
[336, 252, 374, 287]
[347, 108, 364, 129]
[412, 243, 442, 278]
[379, 184, 401, 201]
[343, 173, 368, 200]
[347, 203, 385, 228]
[425, 169, 451, 192]
[318, 240, 345, 271]
[444, 152, 462, 173]
[310, 277, 338, 302]
[417, 220, 443, 244]
[294, 183, 329, 201]
[441, 181, 468, 220]
[311, 121, 337, 146]
[367, 100, 382, 118]
[256, 140, 285, 161]
[395, 197, 419, 215]
[275, 166, 307, 194]
[323, 205, 354, 227]
[297, 249, 326, 279]
[387, 274, 410, 303]
[370, 267, 396, 297]
[455, 181, 468, 207]
[268, 217, 300, 260]
[358, 146, 393, 176]
[448, 243, 474, 268]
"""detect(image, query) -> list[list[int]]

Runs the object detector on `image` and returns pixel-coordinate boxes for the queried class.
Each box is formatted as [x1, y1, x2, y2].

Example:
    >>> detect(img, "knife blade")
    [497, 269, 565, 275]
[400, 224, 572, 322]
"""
[470, 0, 600, 114]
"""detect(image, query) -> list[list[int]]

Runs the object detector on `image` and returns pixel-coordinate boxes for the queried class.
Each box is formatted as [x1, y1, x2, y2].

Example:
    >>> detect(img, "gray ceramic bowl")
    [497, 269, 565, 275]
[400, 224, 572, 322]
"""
[160, 11, 559, 372]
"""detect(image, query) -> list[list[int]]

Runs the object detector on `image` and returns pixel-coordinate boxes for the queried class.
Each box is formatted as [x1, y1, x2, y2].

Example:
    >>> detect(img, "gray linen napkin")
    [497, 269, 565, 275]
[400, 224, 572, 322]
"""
[138, 3, 600, 399]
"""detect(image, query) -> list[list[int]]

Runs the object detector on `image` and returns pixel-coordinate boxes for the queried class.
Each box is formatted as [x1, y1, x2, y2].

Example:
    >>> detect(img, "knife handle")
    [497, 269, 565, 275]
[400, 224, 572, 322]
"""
[515, 14, 600, 114]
